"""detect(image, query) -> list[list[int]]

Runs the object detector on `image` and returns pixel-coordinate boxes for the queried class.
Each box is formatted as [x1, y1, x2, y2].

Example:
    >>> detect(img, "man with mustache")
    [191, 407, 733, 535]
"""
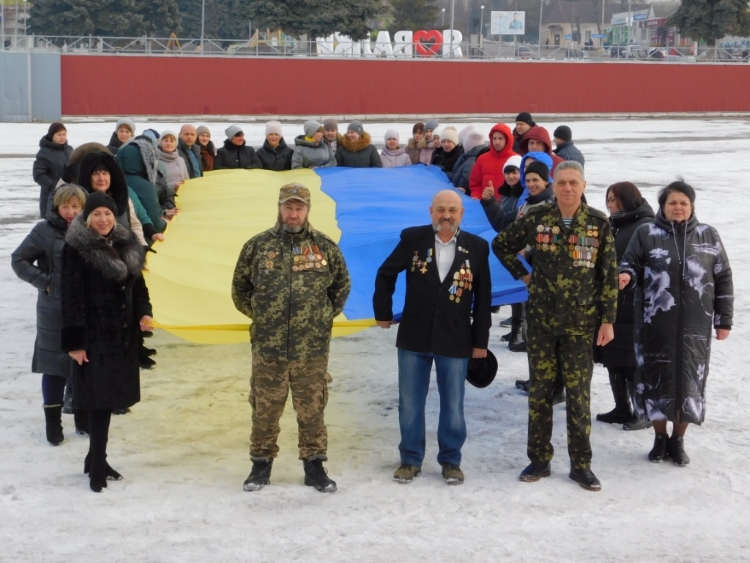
[373, 190, 492, 485]
[232, 183, 351, 493]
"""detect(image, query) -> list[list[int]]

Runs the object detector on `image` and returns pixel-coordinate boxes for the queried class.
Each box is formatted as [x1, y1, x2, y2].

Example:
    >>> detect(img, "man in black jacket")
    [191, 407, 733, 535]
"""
[373, 190, 492, 486]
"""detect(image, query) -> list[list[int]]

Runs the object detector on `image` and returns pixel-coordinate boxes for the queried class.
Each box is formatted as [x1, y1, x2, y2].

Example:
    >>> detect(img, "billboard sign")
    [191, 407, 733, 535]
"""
[490, 11, 526, 35]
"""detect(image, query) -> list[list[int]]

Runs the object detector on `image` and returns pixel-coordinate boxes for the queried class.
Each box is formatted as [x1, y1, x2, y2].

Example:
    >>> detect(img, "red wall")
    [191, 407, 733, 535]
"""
[61, 55, 750, 115]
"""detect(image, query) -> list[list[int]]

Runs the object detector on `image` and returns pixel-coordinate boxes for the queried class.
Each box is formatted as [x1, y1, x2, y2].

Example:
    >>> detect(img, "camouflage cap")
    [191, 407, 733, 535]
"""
[278, 183, 311, 205]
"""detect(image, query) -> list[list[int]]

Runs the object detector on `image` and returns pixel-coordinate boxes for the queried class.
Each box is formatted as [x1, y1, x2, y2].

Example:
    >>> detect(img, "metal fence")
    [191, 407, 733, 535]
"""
[3, 34, 749, 63]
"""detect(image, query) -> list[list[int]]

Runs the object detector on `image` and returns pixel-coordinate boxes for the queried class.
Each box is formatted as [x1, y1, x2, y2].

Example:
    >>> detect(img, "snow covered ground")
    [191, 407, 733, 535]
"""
[1, 119, 749, 563]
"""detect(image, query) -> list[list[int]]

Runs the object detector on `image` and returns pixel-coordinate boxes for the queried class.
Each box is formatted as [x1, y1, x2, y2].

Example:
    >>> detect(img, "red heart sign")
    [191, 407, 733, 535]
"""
[414, 30, 443, 57]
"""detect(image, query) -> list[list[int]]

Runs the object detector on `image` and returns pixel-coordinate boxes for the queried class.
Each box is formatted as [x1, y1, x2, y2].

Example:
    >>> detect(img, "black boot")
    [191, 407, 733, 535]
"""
[87, 410, 113, 492]
[508, 320, 527, 352]
[596, 370, 633, 424]
[43, 405, 64, 446]
[648, 433, 670, 462]
[668, 435, 690, 467]
[84, 452, 123, 481]
[62, 378, 74, 414]
[243, 458, 273, 491]
[501, 331, 513, 342]
[74, 409, 89, 435]
[622, 379, 652, 430]
[515, 379, 530, 393]
[303, 458, 337, 492]
[139, 340, 156, 369]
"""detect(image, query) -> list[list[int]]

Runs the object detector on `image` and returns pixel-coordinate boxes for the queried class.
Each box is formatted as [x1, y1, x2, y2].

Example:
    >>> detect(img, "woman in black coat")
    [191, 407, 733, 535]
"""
[619, 181, 733, 466]
[12, 184, 88, 445]
[595, 182, 655, 430]
[32, 122, 73, 218]
[214, 125, 262, 170]
[61, 192, 153, 492]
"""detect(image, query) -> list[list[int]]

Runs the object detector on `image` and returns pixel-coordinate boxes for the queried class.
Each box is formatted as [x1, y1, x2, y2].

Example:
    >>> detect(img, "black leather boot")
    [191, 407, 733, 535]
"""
[668, 435, 690, 467]
[597, 370, 633, 424]
[243, 458, 273, 491]
[43, 405, 64, 446]
[87, 410, 113, 492]
[648, 433, 670, 462]
[303, 458, 337, 492]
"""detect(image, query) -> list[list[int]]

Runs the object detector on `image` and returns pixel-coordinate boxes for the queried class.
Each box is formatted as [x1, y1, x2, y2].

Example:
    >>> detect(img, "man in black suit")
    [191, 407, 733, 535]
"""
[373, 190, 492, 485]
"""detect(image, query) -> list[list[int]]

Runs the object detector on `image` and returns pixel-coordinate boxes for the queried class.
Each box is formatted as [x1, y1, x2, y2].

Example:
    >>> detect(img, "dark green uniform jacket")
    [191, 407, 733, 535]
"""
[492, 202, 618, 335]
[232, 223, 351, 361]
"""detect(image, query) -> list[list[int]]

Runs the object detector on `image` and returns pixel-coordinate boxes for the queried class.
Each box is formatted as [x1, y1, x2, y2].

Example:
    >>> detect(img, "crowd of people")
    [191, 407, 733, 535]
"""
[12, 112, 733, 494]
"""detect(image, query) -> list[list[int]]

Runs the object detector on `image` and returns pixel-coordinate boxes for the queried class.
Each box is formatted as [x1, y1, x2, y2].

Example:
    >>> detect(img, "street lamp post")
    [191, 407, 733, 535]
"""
[200, 0, 205, 54]
[480, 5, 484, 42]
[538, 0, 544, 58]
[449, 0, 455, 58]
[441, 8, 445, 27]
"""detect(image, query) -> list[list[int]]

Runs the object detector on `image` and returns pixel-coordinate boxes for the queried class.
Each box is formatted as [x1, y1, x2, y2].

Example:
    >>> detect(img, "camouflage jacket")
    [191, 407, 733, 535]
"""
[232, 223, 351, 361]
[492, 202, 618, 334]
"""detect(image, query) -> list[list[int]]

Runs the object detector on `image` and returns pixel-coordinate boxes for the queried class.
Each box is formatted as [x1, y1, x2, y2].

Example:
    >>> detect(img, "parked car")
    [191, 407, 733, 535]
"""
[515, 45, 535, 59]
[565, 48, 589, 59]
[609, 45, 647, 59]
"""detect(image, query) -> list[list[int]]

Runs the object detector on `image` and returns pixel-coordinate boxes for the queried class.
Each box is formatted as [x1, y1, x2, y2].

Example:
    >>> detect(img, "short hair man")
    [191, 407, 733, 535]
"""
[178, 124, 203, 178]
[374, 190, 492, 486]
[232, 184, 351, 493]
[492, 161, 618, 492]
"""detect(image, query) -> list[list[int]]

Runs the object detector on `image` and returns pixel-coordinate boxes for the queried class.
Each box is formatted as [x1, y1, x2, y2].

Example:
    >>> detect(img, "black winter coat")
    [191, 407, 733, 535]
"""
[431, 145, 464, 174]
[33, 136, 73, 218]
[621, 211, 734, 425]
[256, 138, 294, 171]
[215, 140, 262, 170]
[596, 200, 654, 368]
[11, 207, 72, 377]
[61, 217, 152, 410]
[451, 145, 487, 192]
[106, 131, 124, 155]
[335, 133, 383, 168]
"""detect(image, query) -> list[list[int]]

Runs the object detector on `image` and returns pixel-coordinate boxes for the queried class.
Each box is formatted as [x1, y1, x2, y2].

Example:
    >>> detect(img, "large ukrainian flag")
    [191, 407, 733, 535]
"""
[144, 166, 527, 344]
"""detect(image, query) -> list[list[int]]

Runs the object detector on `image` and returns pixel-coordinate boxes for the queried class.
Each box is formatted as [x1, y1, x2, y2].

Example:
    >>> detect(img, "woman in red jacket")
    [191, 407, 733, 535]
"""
[468, 124, 518, 200]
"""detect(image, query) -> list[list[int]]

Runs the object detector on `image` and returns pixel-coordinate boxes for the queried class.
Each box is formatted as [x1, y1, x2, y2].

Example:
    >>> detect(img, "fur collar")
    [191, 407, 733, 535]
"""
[65, 215, 144, 281]
[407, 138, 427, 150]
[339, 132, 372, 153]
[132, 138, 158, 184]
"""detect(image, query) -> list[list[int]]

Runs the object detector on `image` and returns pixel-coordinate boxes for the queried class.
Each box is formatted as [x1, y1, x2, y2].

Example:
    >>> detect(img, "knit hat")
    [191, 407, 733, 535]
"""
[225, 125, 243, 139]
[525, 160, 550, 183]
[503, 155, 523, 172]
[142, 129, 160, 148]
[160, 129, 177, 141]
[323, 118, 338, 131]
[347, 120, 364, 136]
[384, 128, 400, 143]
[458, 125, 475, 145]
[439, 127, 459, 145]
[265, 121, 283, 136]
[196, 125, 211, 137]
[83, 191, 118, 221]
[553, 125, 572, 142]
[515, 112, 535, 126]
[424, 119, 439, 132]
[303, 120, 323, 138]
[413, 122, 425, 134]
[47, 122, 66, 139]
[115, 118, 135, 135]
[278, 183, 311, 206]
[463, 131, 485, 153]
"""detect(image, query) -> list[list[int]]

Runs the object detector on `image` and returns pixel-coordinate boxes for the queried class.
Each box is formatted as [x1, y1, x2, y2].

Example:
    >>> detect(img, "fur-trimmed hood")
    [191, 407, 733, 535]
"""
[65, 215, 144, 281]
[339, 132, 372, 153]
[117, 138, 158, 184]
[78, 151, 130, 217]
[408, 138, 427, 150]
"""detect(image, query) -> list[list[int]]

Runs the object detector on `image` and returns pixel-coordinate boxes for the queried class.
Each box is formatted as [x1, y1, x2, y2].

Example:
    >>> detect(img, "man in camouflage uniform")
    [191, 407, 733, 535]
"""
[232, 183, 351, 493]
[492, 161, 618, 491]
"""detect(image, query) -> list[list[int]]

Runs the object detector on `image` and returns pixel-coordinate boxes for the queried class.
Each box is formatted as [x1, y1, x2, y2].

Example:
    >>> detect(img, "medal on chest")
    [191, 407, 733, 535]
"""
[449, 260, 472, 303]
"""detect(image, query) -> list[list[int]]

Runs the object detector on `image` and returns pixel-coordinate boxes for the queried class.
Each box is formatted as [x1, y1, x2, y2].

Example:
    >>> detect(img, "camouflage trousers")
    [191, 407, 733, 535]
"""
[526, 323, 594, 469]
[249, 354, 330, 461]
